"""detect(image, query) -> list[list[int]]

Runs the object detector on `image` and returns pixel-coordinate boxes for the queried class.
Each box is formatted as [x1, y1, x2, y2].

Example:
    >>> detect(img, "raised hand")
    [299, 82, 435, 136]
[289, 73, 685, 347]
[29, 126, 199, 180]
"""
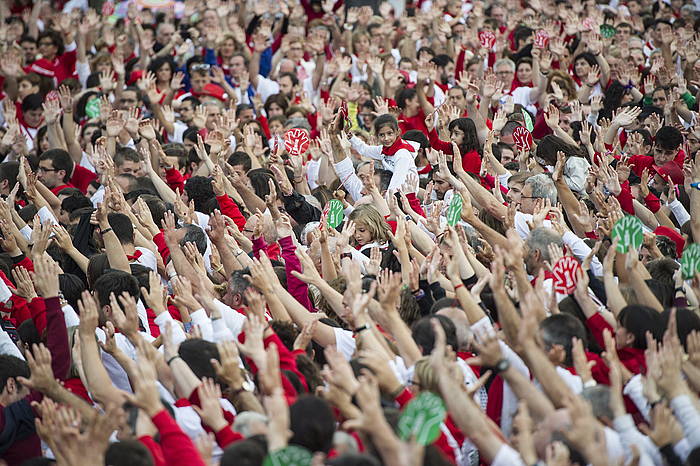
[105, 110, 125, 137]
[192, 378, 228, 432]
[17, 344, 59, 394]
[32, 255, 60, 298]
[11, 266, 37, 300]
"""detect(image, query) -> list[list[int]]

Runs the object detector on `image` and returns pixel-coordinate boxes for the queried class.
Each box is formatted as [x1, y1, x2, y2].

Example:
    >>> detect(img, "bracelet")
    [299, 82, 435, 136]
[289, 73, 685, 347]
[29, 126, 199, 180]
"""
[166, 355, 181, 365]
[675, 287, 684, 294]
[101, 227, 113, 235]
[354, 324, 369, 333]
[454, 283, 464, 291]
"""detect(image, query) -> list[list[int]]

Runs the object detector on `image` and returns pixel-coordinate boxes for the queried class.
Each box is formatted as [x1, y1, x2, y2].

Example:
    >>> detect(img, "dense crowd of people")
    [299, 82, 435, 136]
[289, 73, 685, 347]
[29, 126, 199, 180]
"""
[0, 0, 699, 464]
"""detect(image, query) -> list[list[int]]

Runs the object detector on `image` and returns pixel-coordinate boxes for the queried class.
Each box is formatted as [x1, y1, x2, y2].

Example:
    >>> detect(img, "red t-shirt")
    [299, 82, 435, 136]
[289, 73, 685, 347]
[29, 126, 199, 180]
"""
[51, 183, 76, 196]
[70, 165, 98, 194]
[399, 110, 429, 136]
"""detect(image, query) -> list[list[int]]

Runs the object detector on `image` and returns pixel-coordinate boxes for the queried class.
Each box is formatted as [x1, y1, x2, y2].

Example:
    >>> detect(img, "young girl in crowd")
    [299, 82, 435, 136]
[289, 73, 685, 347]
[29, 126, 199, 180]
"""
[349, 114, 419, 191]
[348, 204, 391, 254]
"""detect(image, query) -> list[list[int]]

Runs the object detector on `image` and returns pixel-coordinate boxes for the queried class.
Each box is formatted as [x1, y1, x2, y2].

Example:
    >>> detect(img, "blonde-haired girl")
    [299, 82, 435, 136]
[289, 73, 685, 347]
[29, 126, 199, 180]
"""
[348, 205, 391, 253]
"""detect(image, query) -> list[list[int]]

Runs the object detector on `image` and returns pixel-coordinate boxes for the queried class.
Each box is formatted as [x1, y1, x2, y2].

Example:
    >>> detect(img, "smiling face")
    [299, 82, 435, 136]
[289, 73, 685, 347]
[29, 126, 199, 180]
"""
[24, 108, 43, 128]
[377, 124, 398, 147]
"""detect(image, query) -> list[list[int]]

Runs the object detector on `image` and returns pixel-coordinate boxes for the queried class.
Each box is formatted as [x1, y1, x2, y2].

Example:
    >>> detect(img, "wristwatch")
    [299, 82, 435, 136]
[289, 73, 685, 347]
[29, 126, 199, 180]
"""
[492, 358, 510, 374]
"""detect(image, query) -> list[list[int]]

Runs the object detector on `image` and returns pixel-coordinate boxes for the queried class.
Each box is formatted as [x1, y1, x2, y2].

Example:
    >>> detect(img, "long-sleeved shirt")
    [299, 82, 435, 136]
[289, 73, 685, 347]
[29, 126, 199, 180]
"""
[215, 194, 247, 232]
[279, 236, 313, 311]
[349, 136, 418, 191]
[0, 298, 69, 465]
[150, 410, 206, 466]
[670, 395, 700, 450]
[612, 414, 661, 466]
[44, 296, 71, 381]
[333, 157, 364, 202]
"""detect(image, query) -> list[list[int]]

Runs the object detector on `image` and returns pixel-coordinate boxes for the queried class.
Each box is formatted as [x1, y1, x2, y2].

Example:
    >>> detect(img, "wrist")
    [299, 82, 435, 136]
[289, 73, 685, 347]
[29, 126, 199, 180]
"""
[146, 401, 165, 418]
[210, 417, 228, 433]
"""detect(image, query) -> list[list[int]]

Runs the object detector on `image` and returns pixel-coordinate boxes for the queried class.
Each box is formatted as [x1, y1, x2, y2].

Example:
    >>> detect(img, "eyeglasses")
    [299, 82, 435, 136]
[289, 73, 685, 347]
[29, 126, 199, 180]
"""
[191, 64, 211, 72]
[37, 167, 59, 173]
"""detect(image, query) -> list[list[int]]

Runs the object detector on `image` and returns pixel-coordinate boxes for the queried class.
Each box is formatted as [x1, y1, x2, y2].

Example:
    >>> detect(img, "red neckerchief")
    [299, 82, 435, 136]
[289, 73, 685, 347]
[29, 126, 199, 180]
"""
[382, 138, 415, 156]
[126, 250, 143, 262]
[530, 270, 555, 286]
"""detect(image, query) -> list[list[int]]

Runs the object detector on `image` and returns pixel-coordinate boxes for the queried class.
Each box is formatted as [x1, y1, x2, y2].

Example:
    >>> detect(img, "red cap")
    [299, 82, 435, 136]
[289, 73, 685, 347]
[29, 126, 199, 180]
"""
[653, 226, 685, 258]
[200, 83, 227, 102]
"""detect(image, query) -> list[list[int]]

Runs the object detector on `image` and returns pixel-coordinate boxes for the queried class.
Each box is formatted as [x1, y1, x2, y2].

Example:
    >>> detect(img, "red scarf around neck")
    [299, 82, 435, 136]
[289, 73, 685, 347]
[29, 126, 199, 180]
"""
[382, 138, 415, 156]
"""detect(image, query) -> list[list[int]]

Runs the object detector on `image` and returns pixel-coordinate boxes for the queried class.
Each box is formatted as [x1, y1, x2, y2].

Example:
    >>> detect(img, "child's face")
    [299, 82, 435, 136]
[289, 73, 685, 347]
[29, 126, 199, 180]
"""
[615, 326, 634, 349]
[377, 125, 398, 147]
[450, 127, 464, 145]
[353, 221, 373, 246]
[269, 120, 284, 135]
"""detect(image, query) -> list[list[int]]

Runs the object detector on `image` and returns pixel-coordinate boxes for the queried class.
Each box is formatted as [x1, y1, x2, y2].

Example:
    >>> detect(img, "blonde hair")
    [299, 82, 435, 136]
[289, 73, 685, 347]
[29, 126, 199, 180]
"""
[348, 205, 390, 245]
[413, 357, 440, 393]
